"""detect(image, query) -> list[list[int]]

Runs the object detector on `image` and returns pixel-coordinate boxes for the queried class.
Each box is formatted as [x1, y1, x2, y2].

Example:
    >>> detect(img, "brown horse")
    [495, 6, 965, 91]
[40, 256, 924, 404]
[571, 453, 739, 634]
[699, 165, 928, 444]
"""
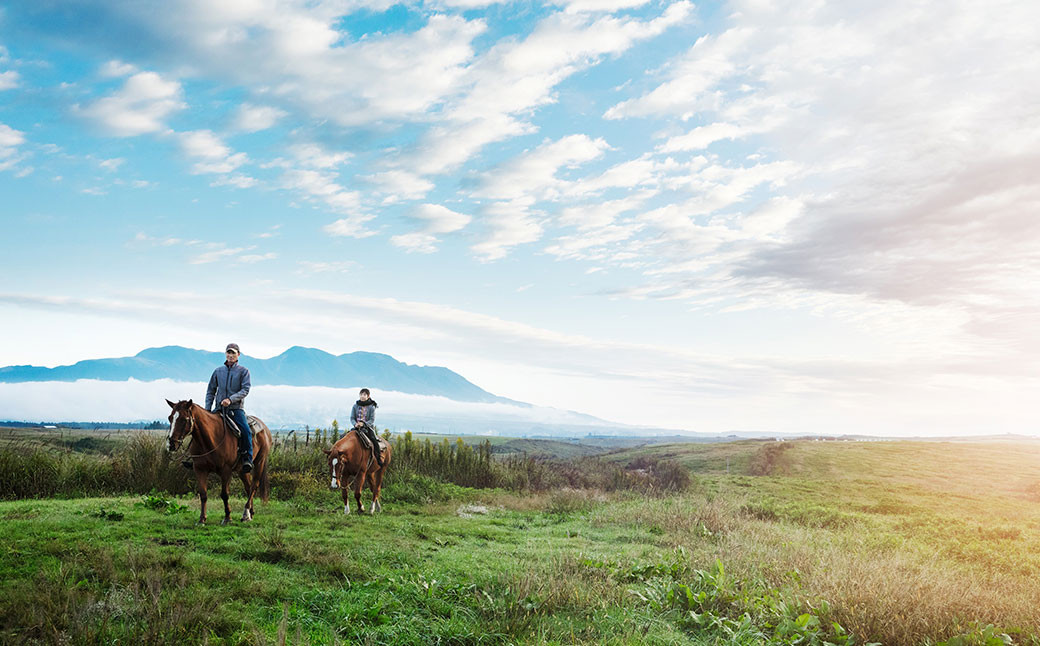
[324, 429, 392, 515]
[165, 399, 271, 525]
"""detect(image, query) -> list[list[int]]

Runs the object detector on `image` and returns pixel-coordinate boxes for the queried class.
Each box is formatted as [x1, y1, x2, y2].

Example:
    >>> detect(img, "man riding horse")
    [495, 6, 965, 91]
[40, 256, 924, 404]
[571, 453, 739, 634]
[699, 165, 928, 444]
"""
[351, 388, 384, 466]
[183, 342, 253, 472]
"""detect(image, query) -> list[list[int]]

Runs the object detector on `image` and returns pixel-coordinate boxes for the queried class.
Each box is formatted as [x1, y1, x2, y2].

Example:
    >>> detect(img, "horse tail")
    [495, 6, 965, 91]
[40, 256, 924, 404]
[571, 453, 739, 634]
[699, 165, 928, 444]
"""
[259, 459, 271, 503]
[259, 429, 272, 503]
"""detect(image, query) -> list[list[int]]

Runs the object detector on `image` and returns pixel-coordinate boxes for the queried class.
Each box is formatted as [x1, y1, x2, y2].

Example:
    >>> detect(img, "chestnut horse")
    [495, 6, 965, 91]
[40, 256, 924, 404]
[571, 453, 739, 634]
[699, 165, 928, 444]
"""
[324, 429, 392, 515]
[165, 399, 271, 525]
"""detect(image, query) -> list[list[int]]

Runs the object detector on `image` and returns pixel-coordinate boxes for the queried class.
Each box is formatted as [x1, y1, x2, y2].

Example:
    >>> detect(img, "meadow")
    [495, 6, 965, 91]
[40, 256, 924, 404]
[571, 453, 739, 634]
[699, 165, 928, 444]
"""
[2, 428, 1039, 645]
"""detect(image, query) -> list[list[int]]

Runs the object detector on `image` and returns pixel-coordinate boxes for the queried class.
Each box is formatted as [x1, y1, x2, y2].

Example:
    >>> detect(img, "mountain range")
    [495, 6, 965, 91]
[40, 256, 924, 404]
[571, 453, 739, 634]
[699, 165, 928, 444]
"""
[0, 345, 518, 405]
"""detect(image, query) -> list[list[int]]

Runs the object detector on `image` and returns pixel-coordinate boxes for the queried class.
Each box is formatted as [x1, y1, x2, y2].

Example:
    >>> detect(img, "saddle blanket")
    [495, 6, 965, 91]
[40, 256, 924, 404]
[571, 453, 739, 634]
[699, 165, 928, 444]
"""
[222, 414, 261, 439]
[355, 429, 389, 454]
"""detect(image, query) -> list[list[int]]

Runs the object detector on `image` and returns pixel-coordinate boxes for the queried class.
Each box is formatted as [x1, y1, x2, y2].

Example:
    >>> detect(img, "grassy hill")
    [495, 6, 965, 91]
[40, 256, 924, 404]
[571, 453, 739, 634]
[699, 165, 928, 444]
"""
[3, 436, 1040, 644]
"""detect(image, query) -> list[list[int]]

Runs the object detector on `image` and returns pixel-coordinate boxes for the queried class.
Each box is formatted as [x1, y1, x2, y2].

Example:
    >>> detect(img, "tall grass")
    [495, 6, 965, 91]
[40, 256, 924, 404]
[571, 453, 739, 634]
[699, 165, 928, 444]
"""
[0, 430, 690, 500]
[0, 435, 189, 499]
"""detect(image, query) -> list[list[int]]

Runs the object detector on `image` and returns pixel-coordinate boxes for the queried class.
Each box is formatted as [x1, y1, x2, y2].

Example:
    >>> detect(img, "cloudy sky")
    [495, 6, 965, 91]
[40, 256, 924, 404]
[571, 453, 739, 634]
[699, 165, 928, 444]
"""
[1, 0, 1038, 435]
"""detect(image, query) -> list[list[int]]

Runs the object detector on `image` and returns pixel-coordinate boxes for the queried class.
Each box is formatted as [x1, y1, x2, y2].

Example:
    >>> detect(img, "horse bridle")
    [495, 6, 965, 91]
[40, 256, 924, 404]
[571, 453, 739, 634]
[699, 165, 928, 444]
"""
[173, 407, 227, 460]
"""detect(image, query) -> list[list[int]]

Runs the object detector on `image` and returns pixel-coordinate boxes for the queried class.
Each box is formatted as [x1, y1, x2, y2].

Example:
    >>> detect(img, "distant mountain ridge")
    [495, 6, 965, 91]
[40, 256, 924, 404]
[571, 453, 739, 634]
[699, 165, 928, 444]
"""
[0, 346, 518, 405]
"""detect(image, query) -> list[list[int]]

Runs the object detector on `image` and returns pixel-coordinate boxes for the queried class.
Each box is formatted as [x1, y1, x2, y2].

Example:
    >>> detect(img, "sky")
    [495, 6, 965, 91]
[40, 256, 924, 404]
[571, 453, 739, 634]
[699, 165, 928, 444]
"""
[1, 0, 1038, 436]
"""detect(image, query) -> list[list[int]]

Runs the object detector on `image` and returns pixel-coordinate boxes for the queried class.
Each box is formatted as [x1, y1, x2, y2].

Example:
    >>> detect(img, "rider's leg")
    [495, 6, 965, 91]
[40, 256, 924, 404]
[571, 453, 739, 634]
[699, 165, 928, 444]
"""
[231, 408, 253, 468]
[365, 425, 384, 466]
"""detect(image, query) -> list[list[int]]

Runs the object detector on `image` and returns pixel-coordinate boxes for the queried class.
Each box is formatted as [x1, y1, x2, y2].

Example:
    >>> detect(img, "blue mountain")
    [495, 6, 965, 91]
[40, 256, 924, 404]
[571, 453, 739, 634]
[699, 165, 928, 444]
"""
[0, 345, 517, 405]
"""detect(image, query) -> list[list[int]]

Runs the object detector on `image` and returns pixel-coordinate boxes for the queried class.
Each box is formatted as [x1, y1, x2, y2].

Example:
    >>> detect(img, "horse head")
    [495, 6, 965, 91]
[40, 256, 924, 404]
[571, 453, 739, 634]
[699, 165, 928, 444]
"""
[165, 398, 196, 452]
[323, 447, 344, 490]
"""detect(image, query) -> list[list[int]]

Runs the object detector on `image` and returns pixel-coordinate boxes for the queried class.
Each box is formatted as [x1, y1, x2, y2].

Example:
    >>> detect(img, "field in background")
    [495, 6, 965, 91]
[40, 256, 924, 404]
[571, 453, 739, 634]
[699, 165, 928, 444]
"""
[2, 428, 1040, 645]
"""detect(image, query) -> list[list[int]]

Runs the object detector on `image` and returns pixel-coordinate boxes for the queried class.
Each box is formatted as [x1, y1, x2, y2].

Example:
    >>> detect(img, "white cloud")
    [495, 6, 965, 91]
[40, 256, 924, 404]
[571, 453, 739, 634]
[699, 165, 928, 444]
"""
[179, 129, 230, 159]
[99, 157, 125, 171]
[391, 203, 471, 253]
[76, 71, 186, 136]
[98, 60, 137, 78]
[296, 260, 358, 275]
[177, 129, 252, 182]
[0, 70, 20, 90]
[282, 168, 364, 218]
[0, 380, 611, 430]
[474, 134, 610, 201]
[362, 170, 435, 201]
[91, 6, 484, 129]
[604, 26, 755, 121]
[403, 2, 692, 174]
[237, 252, 277, 263]
[599, 0, 1040, 327]
[210, 174, 257, 188]
[323, 216, 377, 238]
[658, 121, 755, 152]
[389, 232, 440, 254]
[189, 245, 248, 264]
[0, 123, 26, 169]
[232, 103, 287, 132]
[470, 200, 543, 261]
[132, 233, 272, 265]
[565, 0, 652, 13]
[287, 143, 351, 169]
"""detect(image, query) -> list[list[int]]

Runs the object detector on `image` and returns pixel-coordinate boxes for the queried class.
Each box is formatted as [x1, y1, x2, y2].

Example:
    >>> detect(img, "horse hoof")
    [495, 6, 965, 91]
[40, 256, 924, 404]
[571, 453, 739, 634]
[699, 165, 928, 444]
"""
[343, 505, 350, 515]
[220, 518, 230, 526]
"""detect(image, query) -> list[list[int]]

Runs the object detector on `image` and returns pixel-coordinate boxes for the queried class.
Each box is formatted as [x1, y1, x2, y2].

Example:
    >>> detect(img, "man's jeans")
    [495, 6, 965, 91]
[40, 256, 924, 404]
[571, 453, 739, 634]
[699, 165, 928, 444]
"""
[227, 408, 252, 461]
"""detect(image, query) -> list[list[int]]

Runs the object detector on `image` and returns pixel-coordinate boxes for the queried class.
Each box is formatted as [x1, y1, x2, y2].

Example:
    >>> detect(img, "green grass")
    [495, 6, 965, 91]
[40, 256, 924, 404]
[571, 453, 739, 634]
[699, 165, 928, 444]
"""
[4, 438, 1040, 645]
[0, 492, 729, 645]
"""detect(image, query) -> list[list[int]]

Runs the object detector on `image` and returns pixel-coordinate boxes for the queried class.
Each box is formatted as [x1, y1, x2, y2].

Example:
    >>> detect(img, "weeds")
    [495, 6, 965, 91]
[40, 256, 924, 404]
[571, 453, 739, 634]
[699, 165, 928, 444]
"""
[136, 489, 189, 514]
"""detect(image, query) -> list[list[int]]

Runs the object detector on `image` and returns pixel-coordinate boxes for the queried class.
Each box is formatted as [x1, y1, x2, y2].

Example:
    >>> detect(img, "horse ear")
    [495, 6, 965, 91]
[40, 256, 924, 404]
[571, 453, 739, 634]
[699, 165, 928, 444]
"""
[322, 448, 331, 455]
[166, 399, 175, 408]
[187, 398, 194, 406]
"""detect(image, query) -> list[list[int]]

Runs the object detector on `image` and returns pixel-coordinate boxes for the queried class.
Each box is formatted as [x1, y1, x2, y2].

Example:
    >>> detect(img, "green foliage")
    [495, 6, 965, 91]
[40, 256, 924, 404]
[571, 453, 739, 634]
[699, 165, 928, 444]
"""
[628, 559, 864, 646]
[937, 624, 1014, 646]
[91, 507, 125, 521]
[136, 489, 189, 514]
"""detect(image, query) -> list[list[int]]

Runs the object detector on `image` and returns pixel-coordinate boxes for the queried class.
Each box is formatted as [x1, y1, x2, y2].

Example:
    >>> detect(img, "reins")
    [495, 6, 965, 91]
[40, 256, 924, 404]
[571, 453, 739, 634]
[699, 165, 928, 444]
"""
[180, 406, 229, 461]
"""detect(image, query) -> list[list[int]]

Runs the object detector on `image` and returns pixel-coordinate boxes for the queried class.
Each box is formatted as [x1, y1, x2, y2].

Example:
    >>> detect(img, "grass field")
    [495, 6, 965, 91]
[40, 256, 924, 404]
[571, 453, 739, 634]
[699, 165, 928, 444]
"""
[2, 435, 1040, 645]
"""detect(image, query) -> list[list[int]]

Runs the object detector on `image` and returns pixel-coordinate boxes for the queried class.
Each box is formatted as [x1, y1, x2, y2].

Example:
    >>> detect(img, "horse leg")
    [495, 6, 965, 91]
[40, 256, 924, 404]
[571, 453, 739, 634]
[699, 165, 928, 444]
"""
[196, 470, 209, 525]
[341, 479, 351, 515]
[219, 473, 232, 526]
[239, 470, 254, 522]
[353, 468, 366, 514]
[371, 467, 385, 514]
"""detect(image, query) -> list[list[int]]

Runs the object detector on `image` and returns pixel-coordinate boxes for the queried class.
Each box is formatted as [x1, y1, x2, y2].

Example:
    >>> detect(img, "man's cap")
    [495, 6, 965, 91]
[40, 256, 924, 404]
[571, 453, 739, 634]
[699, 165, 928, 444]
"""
[226, 343, 240, 354]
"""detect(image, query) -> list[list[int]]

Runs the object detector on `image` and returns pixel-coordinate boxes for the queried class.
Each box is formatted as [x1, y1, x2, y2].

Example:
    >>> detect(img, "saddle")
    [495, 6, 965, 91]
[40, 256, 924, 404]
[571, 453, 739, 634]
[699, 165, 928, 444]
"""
[354, 425, 388, 458]
[220, 411, 260, 439]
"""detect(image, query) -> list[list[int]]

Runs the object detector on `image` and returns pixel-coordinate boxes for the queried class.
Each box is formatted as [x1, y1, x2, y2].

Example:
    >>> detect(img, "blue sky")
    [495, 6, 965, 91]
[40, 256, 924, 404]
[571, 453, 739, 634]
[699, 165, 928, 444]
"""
[1, 0, 1038, 435]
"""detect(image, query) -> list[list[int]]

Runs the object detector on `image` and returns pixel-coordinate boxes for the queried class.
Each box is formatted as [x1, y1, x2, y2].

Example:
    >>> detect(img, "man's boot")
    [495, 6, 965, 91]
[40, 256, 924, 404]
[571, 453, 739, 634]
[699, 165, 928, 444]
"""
[241, 453, 253, 474]
[182, 459, 194, 470]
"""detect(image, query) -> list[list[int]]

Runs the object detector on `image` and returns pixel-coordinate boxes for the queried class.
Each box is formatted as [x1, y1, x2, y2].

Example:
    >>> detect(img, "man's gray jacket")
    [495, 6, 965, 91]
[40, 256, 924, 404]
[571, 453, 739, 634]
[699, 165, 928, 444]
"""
[205, 361, 251, 411]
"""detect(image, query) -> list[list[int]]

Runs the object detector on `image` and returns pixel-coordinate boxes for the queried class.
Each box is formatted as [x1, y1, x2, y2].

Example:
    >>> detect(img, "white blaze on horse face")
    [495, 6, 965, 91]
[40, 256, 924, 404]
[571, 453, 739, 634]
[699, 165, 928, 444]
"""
[167, 412, 180, 448]
[330, 457, 339, 489]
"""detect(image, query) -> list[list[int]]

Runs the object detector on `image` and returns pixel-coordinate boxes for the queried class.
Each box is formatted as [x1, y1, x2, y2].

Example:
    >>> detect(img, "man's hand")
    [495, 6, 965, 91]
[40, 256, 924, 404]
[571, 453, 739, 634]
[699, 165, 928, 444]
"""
[221, 398, 232, 407]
